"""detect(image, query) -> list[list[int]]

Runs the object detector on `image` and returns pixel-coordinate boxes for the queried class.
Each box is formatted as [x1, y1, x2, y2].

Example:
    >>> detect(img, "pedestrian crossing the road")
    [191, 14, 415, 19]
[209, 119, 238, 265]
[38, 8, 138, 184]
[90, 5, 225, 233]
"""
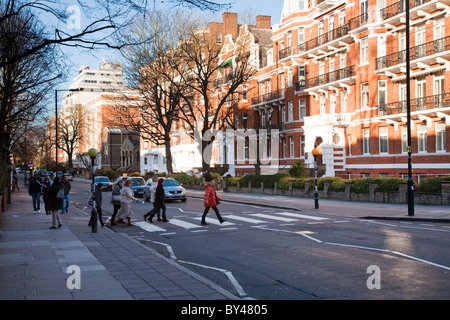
[132, 210, 336, 235]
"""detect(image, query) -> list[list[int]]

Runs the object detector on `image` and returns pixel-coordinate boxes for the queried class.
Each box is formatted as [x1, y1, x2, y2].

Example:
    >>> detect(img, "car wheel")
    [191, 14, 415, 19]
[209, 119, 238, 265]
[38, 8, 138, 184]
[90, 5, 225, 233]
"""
[181, 198, 187, 202]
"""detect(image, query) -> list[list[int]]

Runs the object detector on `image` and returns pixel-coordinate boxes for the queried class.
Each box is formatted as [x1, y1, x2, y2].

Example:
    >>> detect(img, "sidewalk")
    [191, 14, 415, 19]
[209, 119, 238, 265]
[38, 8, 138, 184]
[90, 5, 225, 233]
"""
[189, 189, 450, 223]
[0, 187, 239, 300]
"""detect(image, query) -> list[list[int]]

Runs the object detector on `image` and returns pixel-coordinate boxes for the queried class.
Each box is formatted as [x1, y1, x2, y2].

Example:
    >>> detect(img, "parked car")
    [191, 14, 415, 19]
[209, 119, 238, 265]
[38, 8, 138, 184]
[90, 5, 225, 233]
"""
[163, 178, 187, 202]
[63, 173, 73, 181]
[39, 169, 47, 177]
[114, 176, 129, 186]
[94, 176, 113, 191]
[128, 177, 145, 197]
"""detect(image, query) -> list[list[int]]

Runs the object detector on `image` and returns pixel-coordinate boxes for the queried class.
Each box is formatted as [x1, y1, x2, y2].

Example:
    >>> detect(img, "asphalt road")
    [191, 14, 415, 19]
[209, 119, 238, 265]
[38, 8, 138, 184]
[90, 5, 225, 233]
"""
[69, 180, 450, 300]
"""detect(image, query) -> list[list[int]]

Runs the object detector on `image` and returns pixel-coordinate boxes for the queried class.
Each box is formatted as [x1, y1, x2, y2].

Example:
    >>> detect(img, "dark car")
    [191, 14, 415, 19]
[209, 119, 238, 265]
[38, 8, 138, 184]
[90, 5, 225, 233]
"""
[94, 176, 113, 191]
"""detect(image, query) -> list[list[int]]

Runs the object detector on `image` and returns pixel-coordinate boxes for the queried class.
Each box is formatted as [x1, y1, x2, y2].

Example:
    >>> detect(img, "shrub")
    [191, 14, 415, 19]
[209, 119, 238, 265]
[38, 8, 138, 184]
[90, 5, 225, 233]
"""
[289, 160, 305, 178]
[375, 177, 406, 191]
[351, 178, 370, 192]
[417, 176, 450, 193]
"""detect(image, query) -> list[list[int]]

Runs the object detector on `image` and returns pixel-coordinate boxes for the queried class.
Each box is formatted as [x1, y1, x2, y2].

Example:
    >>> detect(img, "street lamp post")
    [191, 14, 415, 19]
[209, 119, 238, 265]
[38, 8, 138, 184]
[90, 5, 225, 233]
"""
[55, 88, 79, 174]
[88, 148, 98, 233]
[312, 148, 319, 209]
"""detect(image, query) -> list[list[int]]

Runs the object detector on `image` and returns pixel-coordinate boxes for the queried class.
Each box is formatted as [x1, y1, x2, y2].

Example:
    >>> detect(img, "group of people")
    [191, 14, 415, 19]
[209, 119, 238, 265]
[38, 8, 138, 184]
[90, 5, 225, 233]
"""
[26, 168, 226, 229]
[107, 170, 226, 227]
[27, 172, 71, 229]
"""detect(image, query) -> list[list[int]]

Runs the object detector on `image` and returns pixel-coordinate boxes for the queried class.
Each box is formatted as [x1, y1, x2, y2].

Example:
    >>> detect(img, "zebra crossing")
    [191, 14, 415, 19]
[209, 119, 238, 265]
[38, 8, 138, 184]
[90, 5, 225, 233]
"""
[133, 210, 341, 235]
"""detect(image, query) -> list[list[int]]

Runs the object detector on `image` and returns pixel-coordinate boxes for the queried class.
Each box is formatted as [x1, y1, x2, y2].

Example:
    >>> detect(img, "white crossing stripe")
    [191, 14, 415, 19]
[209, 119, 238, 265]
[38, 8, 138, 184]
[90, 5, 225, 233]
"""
[168, 218, 202, 229]
[250, 213, 298, 222]
[273, 212, 329, 221]
[193, 217, 235, 226]
[134, 221, 166, 232]
[223, 215, 267, 224]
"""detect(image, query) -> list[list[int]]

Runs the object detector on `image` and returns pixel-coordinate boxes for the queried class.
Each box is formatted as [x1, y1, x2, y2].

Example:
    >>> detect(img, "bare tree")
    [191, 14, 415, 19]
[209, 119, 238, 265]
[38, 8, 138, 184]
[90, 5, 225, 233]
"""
[118, 13, 193, 174]
[48, 104, 86, 169]
[0, 7, 61, 162]
[170, 18, 256, 171]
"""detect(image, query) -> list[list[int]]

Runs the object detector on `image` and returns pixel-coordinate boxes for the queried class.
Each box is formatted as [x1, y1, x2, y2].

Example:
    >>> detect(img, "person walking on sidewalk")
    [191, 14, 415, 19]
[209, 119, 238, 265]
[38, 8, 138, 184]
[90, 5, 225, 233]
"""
[110, 179, 123, 226]
[13, 170, 19, 192]
[116, 179, 139, 226]
[147, 178, 169, 223]
[143, 176, 161, 222]
[61, 175, 71, 214]
[41, 177, 52, 215]
[28, 173, 42, 214]
[92, 183, 105, 227]
[201, 179, 226, 225]
[48, 177, 64, 229]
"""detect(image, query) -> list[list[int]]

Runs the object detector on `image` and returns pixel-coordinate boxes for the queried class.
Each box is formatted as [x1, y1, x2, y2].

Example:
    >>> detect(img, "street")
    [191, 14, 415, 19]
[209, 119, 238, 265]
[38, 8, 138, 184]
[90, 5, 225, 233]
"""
[69, 179, 450, 300]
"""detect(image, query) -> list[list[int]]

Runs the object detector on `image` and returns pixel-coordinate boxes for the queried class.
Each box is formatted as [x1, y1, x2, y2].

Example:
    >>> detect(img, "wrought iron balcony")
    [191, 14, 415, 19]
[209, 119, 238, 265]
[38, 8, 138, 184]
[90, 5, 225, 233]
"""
[375, 36, 450, 70]
[380, 0, 431, 21]
[377, 92, 450, 116]
[305, 65, 355, 89]
[251, 88, 285, 107]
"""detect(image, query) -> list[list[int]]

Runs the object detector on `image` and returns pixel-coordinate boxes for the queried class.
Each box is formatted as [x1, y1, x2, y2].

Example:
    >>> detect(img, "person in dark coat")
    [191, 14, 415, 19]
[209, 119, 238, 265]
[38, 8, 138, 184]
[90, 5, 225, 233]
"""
[93, 183, 105, 227]
[110, 180, 123, 226]
[28, 173, 42, 214]
[147, 178, 169, 223]
[48, 177, 64, 229]
[41, 177, 52, 215]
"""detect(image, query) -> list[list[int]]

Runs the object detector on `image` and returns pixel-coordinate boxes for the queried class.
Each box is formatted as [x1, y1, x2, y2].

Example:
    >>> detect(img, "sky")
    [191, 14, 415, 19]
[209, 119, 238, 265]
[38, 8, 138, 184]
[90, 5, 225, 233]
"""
[57, 0, 285, 91]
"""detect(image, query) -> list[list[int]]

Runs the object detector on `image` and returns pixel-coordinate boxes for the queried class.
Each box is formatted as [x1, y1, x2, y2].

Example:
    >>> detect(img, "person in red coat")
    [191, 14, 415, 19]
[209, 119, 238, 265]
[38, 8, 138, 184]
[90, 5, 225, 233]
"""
[201, 180, 227, 225]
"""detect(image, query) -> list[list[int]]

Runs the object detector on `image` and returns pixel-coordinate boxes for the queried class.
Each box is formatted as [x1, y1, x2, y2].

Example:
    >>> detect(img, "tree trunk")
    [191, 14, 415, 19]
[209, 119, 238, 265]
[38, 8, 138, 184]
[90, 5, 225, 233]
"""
[164, 138, 173, 174]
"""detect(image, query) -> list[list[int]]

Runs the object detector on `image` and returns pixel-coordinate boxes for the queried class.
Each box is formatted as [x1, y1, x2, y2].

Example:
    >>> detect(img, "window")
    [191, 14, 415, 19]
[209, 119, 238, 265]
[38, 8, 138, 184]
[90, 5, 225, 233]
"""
[339, 8, 346, 26]
[361, 82, 369, 109]
[242, 113, 248, 130]
[401, 126, 408, 153]
[300, 136, 305, 157]
[320, 95, 326, 115]
[298, 0, 306, 10]
[282, 106, 286, 123]
[436, 121, 446, 152]
[330, 93, 336, 114]
[298, 63, 305, 87]
[216, 32, 222, 43]
[299, 99, 306, 119]
[341, 90, 348, 113]
[418, 123, 427, 153]
[288, 101, 294, 122]
[348, 134, 352, 156]
[288, 66, 293, 87]
[298, 27, 305, 44]
[289, 136, 294, 158]
[378, 80, 387, 107]
[363, 128, 370, 154]
[379, 127, 388, 153]
[360, 37, 368, 64]
[242, 85, 248, 101]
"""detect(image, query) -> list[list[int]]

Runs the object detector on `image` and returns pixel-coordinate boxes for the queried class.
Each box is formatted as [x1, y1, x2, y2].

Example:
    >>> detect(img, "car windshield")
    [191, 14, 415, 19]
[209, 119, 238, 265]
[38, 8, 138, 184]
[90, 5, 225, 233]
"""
[130, 179, 144, 186]
[96, 177, 110, 182]
[164, 180, 180, 187]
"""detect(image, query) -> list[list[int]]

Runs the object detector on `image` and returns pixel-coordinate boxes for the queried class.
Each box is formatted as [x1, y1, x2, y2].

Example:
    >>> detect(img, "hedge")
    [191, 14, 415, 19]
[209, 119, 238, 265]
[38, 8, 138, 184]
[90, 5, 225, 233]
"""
[417, 176, 450, 193]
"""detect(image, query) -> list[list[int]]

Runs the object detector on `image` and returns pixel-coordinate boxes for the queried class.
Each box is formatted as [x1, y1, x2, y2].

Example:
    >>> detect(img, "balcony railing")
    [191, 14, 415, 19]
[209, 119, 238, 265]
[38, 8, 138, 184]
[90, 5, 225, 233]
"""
[380, 0, 431, 21]
[348, 12, 369, 31]
[251, 88, 285, 106]
[305, 65, 355, 89]
[376, 36, 450, 70]
[213, 72, 235, 87]
[377, 92, 450, 116]
[295, 80, 305, 92]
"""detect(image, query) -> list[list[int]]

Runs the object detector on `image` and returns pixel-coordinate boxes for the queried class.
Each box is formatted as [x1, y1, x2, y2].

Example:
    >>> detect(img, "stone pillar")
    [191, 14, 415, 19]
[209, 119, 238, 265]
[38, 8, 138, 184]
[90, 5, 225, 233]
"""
[324, 181, 331, 199]
[345, 181, 352, 201]
[441, 181, 450, 205]
[398, 182, 407, 204]
[369, 181, 379, 202]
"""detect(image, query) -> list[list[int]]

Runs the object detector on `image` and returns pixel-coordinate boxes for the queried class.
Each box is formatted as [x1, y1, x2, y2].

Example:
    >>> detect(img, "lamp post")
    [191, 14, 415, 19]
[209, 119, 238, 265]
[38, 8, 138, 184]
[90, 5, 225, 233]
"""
[55, 88, 79, 174]
[88, 148, 98, 233]
[312, 148, 319, 209]
[405, 1, 415, 216]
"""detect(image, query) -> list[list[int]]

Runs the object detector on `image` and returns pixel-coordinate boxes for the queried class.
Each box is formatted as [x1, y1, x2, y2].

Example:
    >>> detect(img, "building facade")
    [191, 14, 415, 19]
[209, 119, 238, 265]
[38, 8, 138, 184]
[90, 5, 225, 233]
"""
[227, 0, 450, 180]
[58, 61, 140, 170]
